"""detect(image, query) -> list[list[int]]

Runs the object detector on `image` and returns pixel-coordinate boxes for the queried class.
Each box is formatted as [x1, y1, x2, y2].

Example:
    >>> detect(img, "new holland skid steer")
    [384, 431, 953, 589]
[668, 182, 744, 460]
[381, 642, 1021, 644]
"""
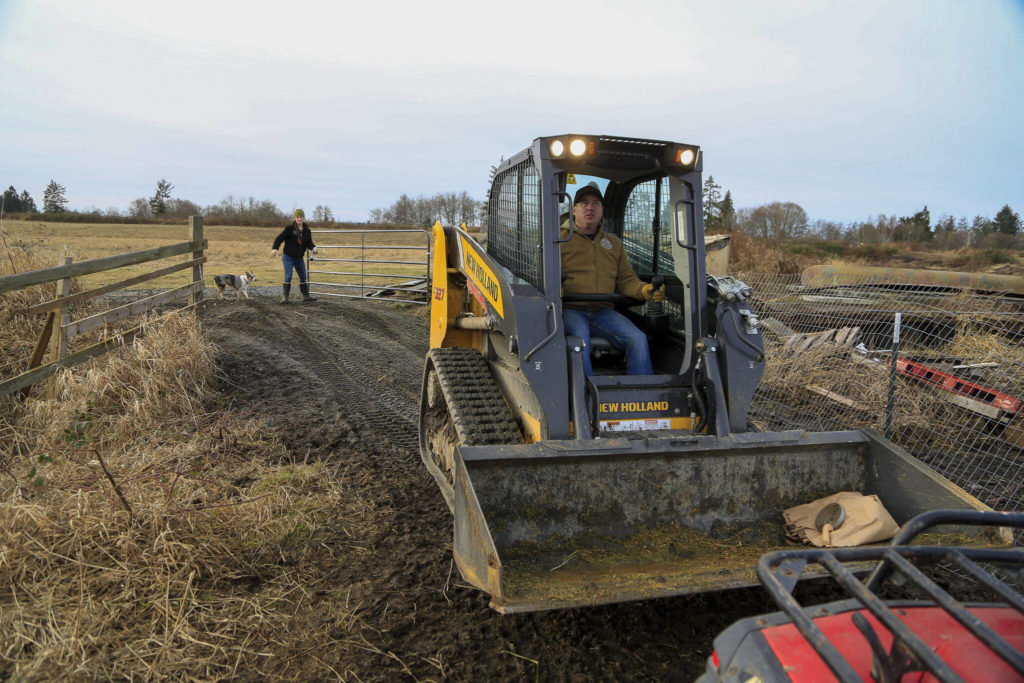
[419, 134, 999, 614]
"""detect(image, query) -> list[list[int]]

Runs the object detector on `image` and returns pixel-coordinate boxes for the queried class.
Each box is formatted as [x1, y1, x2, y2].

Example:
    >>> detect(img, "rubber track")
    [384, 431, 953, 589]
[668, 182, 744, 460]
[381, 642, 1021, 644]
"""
[428, 348, 522, 446]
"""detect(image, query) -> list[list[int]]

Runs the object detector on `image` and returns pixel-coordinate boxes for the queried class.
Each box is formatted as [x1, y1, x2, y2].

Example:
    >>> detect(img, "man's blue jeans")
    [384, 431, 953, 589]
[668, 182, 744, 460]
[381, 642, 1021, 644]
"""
[563, 307, 653, 376]
[281, 253, 307, 284]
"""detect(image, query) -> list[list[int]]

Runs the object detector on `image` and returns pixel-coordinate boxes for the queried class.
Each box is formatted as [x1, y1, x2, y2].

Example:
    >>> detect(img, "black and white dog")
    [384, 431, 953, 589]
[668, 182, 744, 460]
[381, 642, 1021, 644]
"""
[213, 271, 257, 299]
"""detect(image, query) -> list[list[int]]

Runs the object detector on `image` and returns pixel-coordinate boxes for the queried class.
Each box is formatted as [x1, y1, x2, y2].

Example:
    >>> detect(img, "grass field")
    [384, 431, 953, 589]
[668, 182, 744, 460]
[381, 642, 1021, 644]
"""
[0, 220, 440, 293]
[3, 219, 1017, 298]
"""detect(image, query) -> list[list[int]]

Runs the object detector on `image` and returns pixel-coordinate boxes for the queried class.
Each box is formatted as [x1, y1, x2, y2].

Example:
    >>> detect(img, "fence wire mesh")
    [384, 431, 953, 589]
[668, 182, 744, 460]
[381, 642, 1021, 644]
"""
[742, 272, 1024, 543]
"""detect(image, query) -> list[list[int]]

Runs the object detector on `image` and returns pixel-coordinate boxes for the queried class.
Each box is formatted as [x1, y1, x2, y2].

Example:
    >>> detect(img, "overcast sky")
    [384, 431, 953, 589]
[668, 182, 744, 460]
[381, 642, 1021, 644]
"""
[2, 0, 1022, 224]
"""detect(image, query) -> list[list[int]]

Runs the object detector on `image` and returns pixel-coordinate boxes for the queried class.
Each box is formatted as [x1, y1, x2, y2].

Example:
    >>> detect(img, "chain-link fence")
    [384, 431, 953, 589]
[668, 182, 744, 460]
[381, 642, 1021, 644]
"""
[742, 272, 1024, 540]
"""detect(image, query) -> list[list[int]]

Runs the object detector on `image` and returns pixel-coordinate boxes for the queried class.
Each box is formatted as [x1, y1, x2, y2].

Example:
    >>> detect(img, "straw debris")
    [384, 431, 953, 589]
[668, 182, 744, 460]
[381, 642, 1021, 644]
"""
[0, 286, 382, 678]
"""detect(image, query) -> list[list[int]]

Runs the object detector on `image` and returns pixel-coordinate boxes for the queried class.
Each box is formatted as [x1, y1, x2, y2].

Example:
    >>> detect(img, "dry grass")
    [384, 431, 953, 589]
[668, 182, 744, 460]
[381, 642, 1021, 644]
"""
[0, 237, 163, 383]
[0, 239, 69, 380]
[727, 232, 804, 275]
[755, 280, 1024, 475]
[0, 259, 387, 678]
[759, 342, 934, 433]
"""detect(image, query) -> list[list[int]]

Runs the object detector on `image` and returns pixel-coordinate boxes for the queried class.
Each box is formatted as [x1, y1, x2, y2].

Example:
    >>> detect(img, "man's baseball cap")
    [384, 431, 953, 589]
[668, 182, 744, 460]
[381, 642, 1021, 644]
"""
[573, 183, 603, 205]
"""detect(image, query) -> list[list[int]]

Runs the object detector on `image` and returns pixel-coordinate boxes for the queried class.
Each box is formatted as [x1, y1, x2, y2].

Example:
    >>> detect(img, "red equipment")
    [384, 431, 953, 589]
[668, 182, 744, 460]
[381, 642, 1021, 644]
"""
[699, 510, 1024, 683]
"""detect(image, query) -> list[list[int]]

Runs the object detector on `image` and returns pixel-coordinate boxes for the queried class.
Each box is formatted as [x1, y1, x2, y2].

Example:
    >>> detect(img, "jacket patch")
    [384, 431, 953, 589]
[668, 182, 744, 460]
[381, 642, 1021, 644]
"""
[600, 238, 612, 250]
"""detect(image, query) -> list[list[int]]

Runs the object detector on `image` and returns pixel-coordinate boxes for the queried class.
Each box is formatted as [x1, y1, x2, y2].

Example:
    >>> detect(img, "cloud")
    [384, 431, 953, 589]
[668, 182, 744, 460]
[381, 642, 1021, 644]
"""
[2, 0, 1022, 221]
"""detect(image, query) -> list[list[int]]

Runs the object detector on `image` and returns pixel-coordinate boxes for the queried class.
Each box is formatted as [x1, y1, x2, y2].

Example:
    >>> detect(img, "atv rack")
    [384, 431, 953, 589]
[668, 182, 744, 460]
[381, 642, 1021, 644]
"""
[741, 510, 1024, 682]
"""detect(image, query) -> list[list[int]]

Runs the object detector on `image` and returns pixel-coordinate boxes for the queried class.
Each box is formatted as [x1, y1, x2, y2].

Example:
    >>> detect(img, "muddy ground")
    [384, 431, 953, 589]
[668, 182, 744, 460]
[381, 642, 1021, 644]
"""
[199, 294, 819, 681]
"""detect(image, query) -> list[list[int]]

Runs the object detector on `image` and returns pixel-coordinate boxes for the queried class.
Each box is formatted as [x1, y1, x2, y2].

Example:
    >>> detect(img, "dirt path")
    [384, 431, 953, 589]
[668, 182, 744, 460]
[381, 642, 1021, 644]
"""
[199, 295, 785, 681]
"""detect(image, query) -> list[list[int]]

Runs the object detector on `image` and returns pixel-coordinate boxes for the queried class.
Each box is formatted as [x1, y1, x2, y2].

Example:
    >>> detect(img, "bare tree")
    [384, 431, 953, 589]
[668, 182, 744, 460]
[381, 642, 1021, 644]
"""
[457, 191, 480, 227]
[369, 191, 482, 227]
[204, 195, 285, 225]
[166, 198, 203, 218]
[312, 205, 335, 225]
[738, 202, 808, 240]
[128, 198, 152, 219]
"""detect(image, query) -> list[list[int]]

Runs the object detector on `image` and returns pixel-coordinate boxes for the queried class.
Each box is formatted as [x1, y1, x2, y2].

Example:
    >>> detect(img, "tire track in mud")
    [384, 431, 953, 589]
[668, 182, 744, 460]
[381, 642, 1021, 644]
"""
[212, 298, 425, 461]
[198, 296, 803, 681]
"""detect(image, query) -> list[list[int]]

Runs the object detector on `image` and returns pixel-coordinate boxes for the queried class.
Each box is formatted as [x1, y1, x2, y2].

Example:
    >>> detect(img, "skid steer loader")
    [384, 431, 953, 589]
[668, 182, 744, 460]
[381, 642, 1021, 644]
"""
[419, 134, 1000, 614]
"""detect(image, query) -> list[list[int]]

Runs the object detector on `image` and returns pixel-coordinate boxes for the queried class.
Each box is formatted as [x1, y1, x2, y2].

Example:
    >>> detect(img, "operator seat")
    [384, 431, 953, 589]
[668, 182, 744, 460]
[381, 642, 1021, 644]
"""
[588, 335, 624, 361]
[587, 335, 628, 375]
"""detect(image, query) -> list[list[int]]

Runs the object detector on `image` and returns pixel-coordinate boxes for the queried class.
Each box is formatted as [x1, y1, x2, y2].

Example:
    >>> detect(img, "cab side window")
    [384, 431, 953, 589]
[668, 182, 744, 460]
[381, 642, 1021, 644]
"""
[622, 177, 673, 278]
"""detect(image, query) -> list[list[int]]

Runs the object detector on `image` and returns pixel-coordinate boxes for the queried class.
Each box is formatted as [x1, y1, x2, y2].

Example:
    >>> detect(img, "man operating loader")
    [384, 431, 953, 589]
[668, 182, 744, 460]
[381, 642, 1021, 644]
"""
[560, 184, 665, 376]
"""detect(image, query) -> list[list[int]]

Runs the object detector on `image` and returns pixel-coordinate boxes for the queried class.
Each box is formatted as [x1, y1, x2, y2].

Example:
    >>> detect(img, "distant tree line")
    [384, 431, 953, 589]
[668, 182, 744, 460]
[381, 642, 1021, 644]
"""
[4, 178, 475, 229]
[4, 175, 1019, 247]
[2, 180, 70, 214]
[702, 176, 1022, 250]
[368, 191, 481, 228]
[0, 178, 347, 227]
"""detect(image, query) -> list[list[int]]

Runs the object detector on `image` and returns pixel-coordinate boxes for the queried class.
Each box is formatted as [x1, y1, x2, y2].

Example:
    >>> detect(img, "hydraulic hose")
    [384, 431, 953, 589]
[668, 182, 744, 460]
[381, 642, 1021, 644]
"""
[725, 308, 765, 362]
[691, 358, 707, 434]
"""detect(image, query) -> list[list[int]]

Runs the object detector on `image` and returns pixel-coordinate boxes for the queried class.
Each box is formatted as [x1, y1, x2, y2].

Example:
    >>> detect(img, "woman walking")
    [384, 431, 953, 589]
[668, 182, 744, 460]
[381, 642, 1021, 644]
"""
[271, 209, 318, 303]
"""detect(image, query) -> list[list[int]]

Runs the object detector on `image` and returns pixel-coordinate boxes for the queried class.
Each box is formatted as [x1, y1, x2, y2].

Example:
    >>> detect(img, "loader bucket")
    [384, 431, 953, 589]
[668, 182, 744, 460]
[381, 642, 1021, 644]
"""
[451, 429, 999, 613]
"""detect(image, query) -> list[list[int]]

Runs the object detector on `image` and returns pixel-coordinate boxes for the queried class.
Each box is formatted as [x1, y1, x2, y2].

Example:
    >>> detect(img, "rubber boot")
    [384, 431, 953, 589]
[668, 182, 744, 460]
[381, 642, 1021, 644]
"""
[299, 283, 317, 302]
[279, 283, 291, 304]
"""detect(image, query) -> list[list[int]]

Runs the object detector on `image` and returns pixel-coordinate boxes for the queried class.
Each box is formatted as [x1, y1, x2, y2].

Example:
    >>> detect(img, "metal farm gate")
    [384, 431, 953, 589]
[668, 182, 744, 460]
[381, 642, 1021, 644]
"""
[306, 228, 432, 305]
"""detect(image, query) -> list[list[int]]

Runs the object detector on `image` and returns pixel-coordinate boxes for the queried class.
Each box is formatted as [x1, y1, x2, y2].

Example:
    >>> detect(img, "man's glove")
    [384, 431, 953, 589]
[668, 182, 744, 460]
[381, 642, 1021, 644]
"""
[641, 283, 666, 302]
[312, 247, 319, 255]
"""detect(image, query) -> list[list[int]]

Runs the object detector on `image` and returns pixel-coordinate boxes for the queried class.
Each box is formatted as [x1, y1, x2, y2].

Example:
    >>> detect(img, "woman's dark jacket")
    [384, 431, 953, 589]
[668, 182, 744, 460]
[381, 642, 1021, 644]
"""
[272, 222, 316, 258]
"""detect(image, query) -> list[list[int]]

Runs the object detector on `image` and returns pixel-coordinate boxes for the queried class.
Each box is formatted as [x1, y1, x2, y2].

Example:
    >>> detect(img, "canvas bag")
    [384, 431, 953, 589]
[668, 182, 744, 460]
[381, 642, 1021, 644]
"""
[783, 491, 899, 547]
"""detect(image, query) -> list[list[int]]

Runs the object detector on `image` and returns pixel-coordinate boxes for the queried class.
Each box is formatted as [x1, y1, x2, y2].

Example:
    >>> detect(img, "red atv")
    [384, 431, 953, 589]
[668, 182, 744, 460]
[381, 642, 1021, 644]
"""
[699, 510, 1024, 682]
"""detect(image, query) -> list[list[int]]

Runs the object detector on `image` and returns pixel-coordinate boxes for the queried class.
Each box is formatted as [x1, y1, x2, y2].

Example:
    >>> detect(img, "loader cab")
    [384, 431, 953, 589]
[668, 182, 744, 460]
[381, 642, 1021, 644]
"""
[484, 134, 722, 438]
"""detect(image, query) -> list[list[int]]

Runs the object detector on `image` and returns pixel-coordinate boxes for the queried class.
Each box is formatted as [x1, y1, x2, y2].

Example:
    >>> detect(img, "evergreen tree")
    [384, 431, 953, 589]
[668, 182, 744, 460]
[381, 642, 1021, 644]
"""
[480, 164, 498, 224]
[912, 205, 932, 241]
[19, 189, 37, 213]
[719, 191, 736, 232]
[2, 186, 22, 213]
[149, 179, 174, 216]
[993, 204, 1021, 236]
[896, 206, 932, 241]
[702, 176, 722, 231]
[935, 214, 955, 235]
[42, 180, 68, 213]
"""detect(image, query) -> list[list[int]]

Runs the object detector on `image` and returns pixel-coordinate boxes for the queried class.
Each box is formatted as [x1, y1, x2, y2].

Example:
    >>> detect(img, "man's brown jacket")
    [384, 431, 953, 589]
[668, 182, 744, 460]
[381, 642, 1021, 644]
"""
[559, 220, 646, 310]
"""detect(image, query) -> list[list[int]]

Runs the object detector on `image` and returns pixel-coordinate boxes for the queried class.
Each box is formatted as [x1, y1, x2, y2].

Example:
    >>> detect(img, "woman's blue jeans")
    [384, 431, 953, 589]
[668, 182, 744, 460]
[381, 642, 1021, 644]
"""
[563, 307, 653, 376]
[281, 253, 307, 284]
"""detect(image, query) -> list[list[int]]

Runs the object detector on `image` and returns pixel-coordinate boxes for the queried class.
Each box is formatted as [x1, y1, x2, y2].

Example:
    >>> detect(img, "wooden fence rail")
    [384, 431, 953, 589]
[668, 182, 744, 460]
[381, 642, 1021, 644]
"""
[0, 216, 207, 398]
[0, 240, 206, 293]
[23, 256, 206, 316]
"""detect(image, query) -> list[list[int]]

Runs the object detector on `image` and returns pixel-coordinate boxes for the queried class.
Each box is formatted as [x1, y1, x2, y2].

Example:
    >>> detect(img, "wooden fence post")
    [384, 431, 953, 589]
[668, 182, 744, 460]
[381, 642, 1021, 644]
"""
[190, 215, 204, 305]
[48, 255, 73, 399]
